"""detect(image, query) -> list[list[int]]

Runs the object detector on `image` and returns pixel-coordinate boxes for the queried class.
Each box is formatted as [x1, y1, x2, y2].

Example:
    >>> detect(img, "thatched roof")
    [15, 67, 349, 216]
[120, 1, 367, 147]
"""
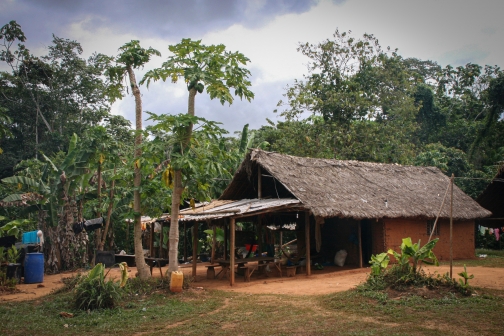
[220, 150, 491, 220]
[477, 164, 504, 226]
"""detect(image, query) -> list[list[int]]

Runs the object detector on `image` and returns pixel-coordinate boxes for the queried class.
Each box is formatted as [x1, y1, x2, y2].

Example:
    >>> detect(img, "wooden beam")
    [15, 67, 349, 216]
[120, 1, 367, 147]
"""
[149, 222, 154, 257]
[224, 222, 228, 261]
[258, 165, 262, 199]
[230, 217, 236, 286]
[211, 224, 216, 264]
[305, 212, 311, 276]
[358, 221, 363, 268]
[450, 174, 454, 279]
[183, 222, 187, 262]
[192, 223, 198, 278]
[257, 216, 262, 254]
[159, 222, 163, 259]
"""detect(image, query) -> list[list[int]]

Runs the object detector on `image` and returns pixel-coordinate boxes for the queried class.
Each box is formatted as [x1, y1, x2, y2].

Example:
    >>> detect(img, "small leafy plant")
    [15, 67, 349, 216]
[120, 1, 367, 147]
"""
[73, 263, 123, 310]
[369, 252, 390, 276]
[457, 264, 474, 295]
[7, 245, 20, 264]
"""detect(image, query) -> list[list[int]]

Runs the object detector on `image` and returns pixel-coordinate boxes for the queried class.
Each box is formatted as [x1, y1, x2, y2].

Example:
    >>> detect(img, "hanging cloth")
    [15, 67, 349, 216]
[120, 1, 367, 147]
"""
[480, 226, 486, 235]
[495, 228, 500, 241]
[315, 216, 324, 253]
[489, 228, 494, 234]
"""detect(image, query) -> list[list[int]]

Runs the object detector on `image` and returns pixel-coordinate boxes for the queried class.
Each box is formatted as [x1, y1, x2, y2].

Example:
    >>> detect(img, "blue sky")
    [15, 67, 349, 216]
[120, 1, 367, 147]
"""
[1, 0, 503, 134]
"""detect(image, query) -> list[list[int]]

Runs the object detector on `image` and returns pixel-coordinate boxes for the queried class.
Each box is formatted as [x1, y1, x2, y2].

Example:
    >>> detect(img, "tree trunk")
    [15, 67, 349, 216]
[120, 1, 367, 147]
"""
[168, 170, 182, 272]
[99, 167, 115, 250]
[94, 162, 102, 257]
[127, 65, 150, 279]
[167, 87, 197, 272]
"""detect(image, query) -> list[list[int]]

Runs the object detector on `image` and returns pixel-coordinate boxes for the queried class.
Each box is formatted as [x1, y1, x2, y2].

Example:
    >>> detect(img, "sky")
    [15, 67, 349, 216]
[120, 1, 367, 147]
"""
[1, 0, 503, 134]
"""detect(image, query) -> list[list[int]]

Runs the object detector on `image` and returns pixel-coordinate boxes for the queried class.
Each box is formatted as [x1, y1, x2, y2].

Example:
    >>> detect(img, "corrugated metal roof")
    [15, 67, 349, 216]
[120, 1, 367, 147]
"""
[157, 198, 301, 222]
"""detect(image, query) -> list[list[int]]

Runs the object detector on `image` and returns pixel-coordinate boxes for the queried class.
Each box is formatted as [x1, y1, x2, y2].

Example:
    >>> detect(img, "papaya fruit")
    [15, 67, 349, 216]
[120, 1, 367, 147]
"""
[188, 80, 197, 90]
[196, 83, 204, 93]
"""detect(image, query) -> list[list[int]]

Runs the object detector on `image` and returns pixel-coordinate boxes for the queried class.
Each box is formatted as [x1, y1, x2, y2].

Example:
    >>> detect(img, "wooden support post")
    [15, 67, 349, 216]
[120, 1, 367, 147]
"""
[230, 218, 236, 286]
[280, 231, 283, 247]
[450, 174, 454, 279]
[192, 222, 198, 278]
[358, 221, 363, 268]
[305, 212, 311, 276]
[183, 222, 187, 262]
[149, 222, 154, 257]
[257, 216, 262, 254]
[159, 222, 163, 259]
[224, 222, 228, 261]
[211, 224, 216, 264]
[258, 165, 262, 199]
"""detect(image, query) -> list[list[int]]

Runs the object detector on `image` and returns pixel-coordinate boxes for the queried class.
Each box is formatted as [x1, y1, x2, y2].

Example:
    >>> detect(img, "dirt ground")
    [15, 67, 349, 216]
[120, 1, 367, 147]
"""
[2, 262, 503, 302]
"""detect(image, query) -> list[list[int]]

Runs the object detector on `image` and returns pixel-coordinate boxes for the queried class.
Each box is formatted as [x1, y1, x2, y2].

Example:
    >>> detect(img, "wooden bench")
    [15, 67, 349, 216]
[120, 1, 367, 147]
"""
[205, 265, 222, 279]
[145, 258, 168, 277]
[240, 263, 270, 282]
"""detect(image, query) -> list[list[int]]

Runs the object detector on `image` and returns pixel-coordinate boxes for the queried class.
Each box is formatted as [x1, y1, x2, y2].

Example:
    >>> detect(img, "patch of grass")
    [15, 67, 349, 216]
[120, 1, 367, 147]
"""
[476, 248, 504, 257]
[321, 288, 504, 335]
[440, 254, 504, 268]
[2, 279, 504, 335]
[0, 288, 224, 335]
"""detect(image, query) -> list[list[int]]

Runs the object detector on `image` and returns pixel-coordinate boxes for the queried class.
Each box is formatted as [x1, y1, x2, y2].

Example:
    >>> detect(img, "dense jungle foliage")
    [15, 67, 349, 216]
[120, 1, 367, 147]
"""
[0, 23, 503, 269]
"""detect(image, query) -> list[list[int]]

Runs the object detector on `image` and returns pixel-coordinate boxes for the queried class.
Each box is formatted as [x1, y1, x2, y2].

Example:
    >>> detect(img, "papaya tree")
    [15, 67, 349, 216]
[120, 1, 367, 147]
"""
[99, 41, 160, 279]
[142, 39, 254, 272]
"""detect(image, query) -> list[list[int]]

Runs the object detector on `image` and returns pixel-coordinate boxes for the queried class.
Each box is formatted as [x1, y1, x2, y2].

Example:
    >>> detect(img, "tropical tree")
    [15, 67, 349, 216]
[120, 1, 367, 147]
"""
[0, 21, 111, 177]
[142, 38, 254, 271]
[1, 134, 92, 272]
[99, 40, 160, 279]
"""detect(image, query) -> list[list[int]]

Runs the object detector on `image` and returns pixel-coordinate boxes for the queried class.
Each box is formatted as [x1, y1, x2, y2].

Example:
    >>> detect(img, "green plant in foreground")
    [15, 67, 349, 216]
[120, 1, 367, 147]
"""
[369, 252, 390, 276]
[73, 263, 120, 310]
[457, 264, 474, 295]
[6, 245, 19, 264]
[388, 237, 439, 274]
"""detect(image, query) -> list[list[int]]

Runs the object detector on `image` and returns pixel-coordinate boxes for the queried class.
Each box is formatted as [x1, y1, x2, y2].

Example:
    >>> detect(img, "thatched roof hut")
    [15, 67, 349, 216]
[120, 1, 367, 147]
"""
[477, 164, 504, 227]
[220, 149, 490, 220]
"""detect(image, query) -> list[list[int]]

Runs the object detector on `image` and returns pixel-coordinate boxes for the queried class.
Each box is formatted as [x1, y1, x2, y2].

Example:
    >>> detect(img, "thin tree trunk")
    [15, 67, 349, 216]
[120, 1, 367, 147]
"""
[127, 65, 150, 279]
[95, 162, 102, 256]
[99, 167, 116, 250]
[168, 87, 197, 272]
[168, 170, 182, 272]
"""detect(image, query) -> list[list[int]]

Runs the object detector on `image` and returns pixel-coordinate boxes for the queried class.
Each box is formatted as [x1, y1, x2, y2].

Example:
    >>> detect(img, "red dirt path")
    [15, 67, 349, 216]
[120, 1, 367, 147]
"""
[2, 263, 503, 302]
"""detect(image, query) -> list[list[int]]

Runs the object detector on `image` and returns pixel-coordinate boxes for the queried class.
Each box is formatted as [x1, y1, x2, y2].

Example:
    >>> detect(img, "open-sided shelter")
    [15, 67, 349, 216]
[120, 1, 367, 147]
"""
[161, 150, 491, 285]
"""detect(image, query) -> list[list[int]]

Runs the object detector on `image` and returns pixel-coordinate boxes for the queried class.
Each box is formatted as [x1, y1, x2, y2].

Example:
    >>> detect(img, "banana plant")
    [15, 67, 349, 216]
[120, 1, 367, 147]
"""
[369, 252, 390, 276]
[1, 133, 93, 226]
[388, 237, 439, 274]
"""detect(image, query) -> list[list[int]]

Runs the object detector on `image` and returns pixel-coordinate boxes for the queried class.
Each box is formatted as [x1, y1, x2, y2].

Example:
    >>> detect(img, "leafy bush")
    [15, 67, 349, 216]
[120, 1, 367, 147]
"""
[362, 237, 474, 297]
[73, 263, 121, 310]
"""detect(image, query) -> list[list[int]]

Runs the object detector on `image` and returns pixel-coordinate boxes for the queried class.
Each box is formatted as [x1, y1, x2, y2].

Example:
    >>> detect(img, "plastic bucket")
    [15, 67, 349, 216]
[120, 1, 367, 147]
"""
[245, 244, 258, 252]
[24, 253, 44, 284]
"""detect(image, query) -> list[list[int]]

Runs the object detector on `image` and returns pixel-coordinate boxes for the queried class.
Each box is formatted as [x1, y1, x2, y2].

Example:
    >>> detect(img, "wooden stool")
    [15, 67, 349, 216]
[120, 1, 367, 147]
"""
[240, 266, 251, 282]
[205, 265, 221, 279]
[286, 266, 297, 277]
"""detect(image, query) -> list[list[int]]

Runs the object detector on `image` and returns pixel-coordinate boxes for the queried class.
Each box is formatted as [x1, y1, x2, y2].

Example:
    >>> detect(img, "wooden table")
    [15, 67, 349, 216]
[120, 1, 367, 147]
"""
[212, 257, 279, 280]
[212, 259, 249, 279]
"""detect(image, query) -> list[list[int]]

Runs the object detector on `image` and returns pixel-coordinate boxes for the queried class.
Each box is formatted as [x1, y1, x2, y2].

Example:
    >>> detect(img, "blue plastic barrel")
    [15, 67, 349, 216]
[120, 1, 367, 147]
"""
[24, 253, 44, 284]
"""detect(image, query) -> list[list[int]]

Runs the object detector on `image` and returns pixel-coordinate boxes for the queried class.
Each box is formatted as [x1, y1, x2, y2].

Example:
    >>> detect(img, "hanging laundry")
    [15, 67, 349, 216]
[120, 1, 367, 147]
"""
[480, 225, 486, 236]
[495, 228, 500, 241]
[489, 228, 494, 234]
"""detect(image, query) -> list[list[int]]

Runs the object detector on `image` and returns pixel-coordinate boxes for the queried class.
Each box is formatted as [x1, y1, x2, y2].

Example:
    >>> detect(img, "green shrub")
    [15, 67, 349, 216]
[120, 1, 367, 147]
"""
[73, 263, 121, 310]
